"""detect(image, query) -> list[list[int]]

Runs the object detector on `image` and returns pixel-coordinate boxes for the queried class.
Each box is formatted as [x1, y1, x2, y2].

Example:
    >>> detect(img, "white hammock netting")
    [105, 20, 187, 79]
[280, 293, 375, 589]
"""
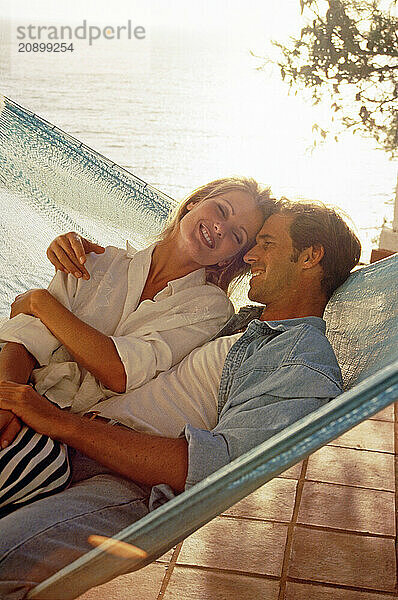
[0, 95, 173, 319]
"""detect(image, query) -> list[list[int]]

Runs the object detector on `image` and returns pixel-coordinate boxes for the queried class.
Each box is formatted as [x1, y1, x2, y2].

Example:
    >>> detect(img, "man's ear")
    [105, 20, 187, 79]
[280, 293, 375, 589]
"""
[301, 245, 325, 269]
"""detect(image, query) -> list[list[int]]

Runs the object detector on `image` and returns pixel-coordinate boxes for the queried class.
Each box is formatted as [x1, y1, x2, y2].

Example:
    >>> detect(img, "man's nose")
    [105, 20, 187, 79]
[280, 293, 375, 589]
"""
[243, 247, 258, 264]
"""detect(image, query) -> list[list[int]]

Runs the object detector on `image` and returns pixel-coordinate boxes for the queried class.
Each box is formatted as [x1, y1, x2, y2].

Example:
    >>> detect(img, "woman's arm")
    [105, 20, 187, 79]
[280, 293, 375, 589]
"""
[0, 341, 37, 383]
[11, 289, 127, 393]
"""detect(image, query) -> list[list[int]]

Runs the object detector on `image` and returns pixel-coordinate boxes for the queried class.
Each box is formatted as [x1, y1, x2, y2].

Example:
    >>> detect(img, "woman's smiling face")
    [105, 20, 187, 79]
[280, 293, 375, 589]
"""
[177, 190, 265, 267]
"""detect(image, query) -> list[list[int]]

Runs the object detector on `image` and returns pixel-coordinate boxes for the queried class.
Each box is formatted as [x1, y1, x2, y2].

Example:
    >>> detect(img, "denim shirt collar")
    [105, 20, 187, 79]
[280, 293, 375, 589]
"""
[247, 316, 326, 336]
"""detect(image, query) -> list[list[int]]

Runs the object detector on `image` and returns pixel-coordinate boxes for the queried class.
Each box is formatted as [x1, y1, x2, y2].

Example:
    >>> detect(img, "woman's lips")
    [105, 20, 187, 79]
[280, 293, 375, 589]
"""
[199, 223, 214, 248]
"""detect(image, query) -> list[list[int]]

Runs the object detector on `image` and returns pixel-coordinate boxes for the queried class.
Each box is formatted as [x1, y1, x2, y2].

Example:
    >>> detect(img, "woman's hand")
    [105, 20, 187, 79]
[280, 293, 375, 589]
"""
[0, 381, 64, 438]
[10, 289, 49, 319]
[47, 232, 105, 280]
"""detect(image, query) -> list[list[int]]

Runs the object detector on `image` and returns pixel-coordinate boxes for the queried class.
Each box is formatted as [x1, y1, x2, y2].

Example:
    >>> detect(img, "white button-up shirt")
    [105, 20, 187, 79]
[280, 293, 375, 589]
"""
[97, 333, 241, 436]
[0, 243, 234, 414]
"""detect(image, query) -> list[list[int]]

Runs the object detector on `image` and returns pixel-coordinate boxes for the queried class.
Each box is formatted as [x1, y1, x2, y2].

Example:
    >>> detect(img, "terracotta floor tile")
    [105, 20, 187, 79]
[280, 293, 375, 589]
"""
[328, 419, 394, 453]
[278, 461, 303, 480]
[177, 516, 288, 576]
[223, 477, 297, 522]
[163, 566, 280, 600]
[297, 481, 396, 535]
[288, 527, 396, 591]
[76, 562, 167, 600]
[306, 446, 395, 491]
[369, 403, 395, 422]
[285, 581, 396, 600]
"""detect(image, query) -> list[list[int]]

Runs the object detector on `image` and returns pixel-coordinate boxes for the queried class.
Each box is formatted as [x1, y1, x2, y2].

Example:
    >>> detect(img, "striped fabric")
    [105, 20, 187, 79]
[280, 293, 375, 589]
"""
[0, 426, 71, 514]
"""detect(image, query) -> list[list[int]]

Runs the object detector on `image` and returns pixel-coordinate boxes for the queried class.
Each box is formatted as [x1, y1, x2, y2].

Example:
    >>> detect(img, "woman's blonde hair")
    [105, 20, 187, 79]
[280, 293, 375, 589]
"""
[158, 177, 276, 294]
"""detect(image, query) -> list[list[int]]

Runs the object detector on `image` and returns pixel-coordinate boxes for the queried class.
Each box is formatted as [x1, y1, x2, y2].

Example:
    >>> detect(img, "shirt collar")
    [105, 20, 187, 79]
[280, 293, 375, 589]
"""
[166, 268, 207, 293]
[247, 316, 326, 336]
[125, 241, 207, 294]
[126, 240, 153, 258]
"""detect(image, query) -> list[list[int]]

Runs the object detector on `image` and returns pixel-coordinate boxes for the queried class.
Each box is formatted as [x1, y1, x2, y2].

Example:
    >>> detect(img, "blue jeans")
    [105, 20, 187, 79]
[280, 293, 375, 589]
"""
[0, 450, 151, 599]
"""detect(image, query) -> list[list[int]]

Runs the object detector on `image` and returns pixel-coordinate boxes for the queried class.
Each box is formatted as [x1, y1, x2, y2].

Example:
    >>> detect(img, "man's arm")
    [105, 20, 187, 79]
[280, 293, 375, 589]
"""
[64, 413, 189, 492]
[0, 381, 188, 492]
[0, 342, 37, 447]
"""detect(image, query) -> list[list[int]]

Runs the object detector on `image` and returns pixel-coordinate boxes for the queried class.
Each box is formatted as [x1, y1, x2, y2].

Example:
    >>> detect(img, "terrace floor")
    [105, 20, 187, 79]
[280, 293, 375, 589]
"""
[77, 402, 397, 600]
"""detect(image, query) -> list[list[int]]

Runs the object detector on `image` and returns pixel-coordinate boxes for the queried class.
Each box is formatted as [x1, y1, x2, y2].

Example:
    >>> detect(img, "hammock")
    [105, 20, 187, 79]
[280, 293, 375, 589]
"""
[0, 96, 173, 320]
[0, 97, 397, 599]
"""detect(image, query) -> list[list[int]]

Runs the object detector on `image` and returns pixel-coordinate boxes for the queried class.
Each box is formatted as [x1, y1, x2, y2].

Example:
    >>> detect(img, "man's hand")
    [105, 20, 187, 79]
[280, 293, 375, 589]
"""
[0, 381, 188, 491]
[10, 289, 49, 319]
[0, 408, 21, 449]
[47, 232, 105, 280]
[0, 381, 62, 438]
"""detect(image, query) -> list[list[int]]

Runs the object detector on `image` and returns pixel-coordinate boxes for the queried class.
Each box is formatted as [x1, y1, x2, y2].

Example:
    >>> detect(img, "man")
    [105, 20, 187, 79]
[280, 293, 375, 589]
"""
[0, 200, 361, 598]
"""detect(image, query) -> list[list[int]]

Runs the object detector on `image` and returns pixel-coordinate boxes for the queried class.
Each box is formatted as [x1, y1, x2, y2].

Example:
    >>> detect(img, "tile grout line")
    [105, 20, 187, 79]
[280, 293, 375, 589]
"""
[162, 562, 282, 580]
[293, 522, 395, 539]
[278, 459, 309, 600]
[322, 444, 394, 455]
[327, 444, 394, 455]
[278, 474, 395, 493]
[303, 477, 394, 493]
[285, 575, 398, 596]
[156, 541, 184, 600]
[218, 512, 395, 538]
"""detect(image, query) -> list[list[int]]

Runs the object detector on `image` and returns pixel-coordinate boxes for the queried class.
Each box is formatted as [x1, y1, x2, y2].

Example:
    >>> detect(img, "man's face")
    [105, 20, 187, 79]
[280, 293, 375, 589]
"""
[244, 213, 302, 306]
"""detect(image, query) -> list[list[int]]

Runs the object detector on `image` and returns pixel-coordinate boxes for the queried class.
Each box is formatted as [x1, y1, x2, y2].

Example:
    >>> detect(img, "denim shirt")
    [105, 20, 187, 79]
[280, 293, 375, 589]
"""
[149, 316, 342, 508]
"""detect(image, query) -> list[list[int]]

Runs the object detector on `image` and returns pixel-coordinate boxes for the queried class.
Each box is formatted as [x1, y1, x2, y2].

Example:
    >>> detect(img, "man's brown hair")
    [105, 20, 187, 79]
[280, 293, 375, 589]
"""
[279, 200, 362, 299]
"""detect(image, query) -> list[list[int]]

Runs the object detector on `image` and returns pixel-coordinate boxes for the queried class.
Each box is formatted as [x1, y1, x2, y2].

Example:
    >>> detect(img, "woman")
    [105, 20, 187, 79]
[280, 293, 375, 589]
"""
[0, 176, 274, 512]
